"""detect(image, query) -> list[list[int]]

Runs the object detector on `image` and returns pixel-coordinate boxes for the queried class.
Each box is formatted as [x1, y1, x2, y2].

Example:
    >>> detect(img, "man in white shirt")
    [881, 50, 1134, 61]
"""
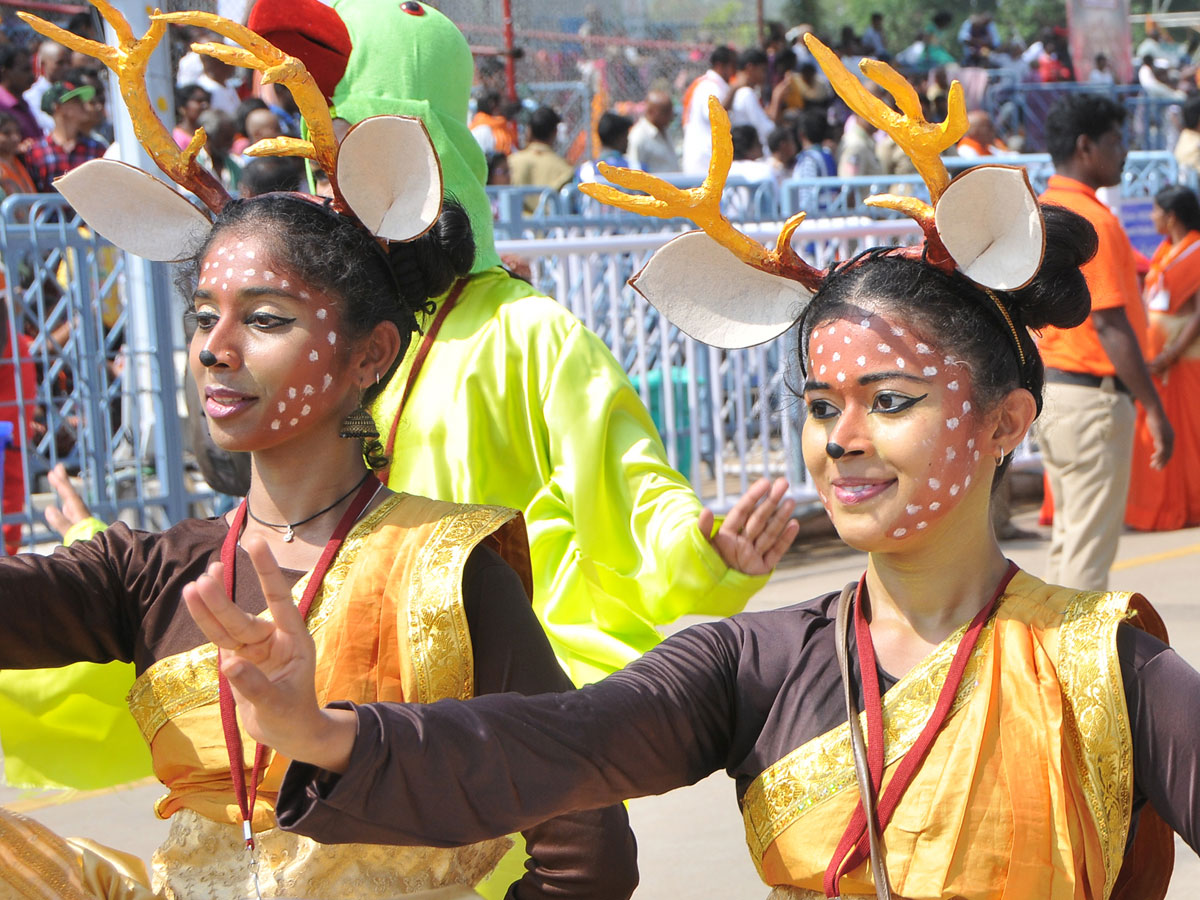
[861, 13, 888, 60]
[728, 48, 778, 149]
[25, 41, 68, 135]
[682, 45, 736, 175]
[628, 90, 678, 173]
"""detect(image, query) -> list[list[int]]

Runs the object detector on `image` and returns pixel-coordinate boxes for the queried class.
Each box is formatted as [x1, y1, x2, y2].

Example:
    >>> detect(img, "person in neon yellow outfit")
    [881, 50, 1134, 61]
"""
[0, 0, 797, 792]
[246, 0, 799, 684]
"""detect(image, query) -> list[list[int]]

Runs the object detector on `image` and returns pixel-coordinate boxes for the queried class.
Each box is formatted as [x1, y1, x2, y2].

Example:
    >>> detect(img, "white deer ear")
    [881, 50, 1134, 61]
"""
[336, 115, 443, 242]
[54, 160, 212, 262]
[631, 231, 811, 349]
[935, 166, 1045, 291]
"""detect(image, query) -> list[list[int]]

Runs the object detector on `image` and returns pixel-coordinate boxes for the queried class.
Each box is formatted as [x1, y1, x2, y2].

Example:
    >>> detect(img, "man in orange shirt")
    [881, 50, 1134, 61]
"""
[1038, 94, 1174, 589]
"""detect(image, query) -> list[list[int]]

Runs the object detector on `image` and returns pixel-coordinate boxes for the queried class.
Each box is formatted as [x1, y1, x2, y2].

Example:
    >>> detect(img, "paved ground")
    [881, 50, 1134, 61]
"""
[2, 508, 1197, 897]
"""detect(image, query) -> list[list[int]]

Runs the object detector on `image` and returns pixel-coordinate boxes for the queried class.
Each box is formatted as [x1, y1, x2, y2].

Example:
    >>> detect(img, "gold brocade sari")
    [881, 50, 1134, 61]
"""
[0, 494, 529, 900]
[742, 571, 1173, 900]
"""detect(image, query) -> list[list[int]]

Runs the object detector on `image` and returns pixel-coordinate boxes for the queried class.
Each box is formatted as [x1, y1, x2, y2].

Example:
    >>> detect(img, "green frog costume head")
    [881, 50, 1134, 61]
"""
[249, 0, 500, 273]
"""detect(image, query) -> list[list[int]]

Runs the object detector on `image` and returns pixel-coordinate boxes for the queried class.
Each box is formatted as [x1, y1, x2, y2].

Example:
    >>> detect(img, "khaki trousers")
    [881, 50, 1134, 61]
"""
[1037, 380, 1136, 590]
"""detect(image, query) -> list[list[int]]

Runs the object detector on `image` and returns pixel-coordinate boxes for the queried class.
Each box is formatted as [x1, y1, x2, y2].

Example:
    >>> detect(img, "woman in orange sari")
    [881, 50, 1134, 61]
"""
[1126, 185, 1200, 531]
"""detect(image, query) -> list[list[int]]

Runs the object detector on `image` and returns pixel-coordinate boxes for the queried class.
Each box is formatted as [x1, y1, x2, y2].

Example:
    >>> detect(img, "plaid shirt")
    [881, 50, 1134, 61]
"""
[23, 133, 105, 194]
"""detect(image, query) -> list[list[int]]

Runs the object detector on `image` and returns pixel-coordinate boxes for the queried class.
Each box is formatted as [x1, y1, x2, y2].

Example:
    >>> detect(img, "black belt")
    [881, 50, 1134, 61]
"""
[1045, 368, 1130, 395]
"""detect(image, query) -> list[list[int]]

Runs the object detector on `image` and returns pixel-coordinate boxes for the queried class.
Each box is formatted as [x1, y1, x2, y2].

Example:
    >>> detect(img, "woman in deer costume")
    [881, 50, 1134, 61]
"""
[196, 36, 1199, 900]
[0, 5, 644, 898]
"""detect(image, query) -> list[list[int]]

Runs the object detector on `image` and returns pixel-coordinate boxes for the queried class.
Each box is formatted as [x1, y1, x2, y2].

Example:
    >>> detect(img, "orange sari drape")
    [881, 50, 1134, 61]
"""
[742, 571, 1173, 900]
[1127, 231, 1200, 530]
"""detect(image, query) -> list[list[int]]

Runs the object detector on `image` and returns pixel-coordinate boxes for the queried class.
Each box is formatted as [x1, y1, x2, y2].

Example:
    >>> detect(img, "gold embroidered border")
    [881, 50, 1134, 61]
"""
[0, 809, 93, 900]
[407, 504, 518, 704]
[740, 616, 995, 868]
[1056, 589, 1135, 900]
[126, 496, 403, 743]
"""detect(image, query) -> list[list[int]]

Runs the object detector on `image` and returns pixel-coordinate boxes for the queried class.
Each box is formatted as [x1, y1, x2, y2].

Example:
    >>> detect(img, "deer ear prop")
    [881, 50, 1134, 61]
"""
[631, 232, 810, 349]
[55, 160, 212, 262]
[935, 166, 1045, 291]
[336, 116, 443, 242]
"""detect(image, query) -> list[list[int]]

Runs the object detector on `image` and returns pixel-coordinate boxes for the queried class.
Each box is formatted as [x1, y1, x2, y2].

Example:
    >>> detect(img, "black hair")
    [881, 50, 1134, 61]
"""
[798, 108, 827, 145]
[0, 111, 18, 133]
[235, 97, 269, 136]
[597, 111, 633, 148]
[476, 91, 502, 116]
[65, 11, 97, 36]
[776, 48, 798, 71]
[730, 124, 760, 160]
[799, 204, 1098, 479]
[177, 193, 474, 469]
[239, 157, 304, 197]
[529, 105, 561, 142]
[932, 11, 953, 29]
[1183, 94, 1200, 132]
[710, 45, 737, 69]
[738, 48, 768, 69]
[1155, 184, 1200, 233]
[0, 46, 26, 74]
[767, 125, 795, 154]
[1045, 93, 1127, 164]
[175, 83, 211, 110]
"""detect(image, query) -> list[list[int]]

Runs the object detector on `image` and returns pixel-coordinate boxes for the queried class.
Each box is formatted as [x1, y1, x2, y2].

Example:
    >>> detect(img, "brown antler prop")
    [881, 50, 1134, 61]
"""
[18, 1, 230, 215]
[580, 96, 825, 291]
[154, 11, 344, 209]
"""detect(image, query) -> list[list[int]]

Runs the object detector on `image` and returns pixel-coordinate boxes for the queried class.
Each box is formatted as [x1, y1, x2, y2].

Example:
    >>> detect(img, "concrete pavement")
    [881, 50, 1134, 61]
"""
[2, 509, 1197, 897]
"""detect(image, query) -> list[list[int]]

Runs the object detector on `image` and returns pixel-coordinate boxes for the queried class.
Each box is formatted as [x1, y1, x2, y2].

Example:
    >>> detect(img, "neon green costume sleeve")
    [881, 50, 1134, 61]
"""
[374, 270, 766, 685]
[0, 521, 150, 789]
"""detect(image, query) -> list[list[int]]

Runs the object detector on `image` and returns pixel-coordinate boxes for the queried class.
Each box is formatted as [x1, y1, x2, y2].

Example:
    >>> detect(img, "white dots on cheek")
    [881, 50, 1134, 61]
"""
[928, 478, 941, 490]
[270, 419, 280, 430]
[946, 417, 959, 430]
[264, 271, 275, 281]
[923, 366, 938, 376]
[974, 450, 981, 462]
[221, 283, 228, 291]
[877, 343, 891, 354]
[964, 475, 972, 488]
[916, 521, 928, 529]
[859, 318, 871, 328]
[892, 527, 907, 538]
[929, 501, 941, 511]
[946, 447, 956, 460]
[905, 504, 922, 515]
[237, 241, 244, 249]
[309, 350, 319, 362]
[856, 356, 866, 366]
[843, 335, 851, 344]
[916, 343, 931, 354]
[288, 387, 297, 399]
[301, 404, 311, 416]
[816, 343, 823, 354]
[225, 267, 233, 278]
[303, 384, 314, 396]
[216, 246, 228, 257]
[323, 373, 333, 391]
[327, 331, 337, 345]
[949, 484, 960, 496]
[962, 401, 972, 414]
[896, 357, 906, 369]
[300, 291, 311, 300]
[277, 401, 286, 413]
[281, 280, 290, 289]
[818, 365, 827, 375]
[967, 439, 975, 450]
[316, 308, 326, 320]
[947, 381, 959, 391]
[836, 372, 846, 382]
[243, 269, 255, 277]
[827, 326, 836, 335]
[244, 249, 255, 259]
[831, 352, 841, 362]
[891, 326, 904, 336]
[289, 417, 299, 427]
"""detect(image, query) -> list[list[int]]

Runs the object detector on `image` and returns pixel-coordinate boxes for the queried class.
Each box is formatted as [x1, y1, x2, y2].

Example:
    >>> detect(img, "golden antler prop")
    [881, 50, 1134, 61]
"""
[17, 1, 231, 215]
[579, 96, 824, 290]
[154, 11, 343, 206]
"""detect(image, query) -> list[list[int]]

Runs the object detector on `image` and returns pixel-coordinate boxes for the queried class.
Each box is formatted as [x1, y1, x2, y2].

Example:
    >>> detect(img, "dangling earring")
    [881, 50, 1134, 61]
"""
[340, 389, 379, 440]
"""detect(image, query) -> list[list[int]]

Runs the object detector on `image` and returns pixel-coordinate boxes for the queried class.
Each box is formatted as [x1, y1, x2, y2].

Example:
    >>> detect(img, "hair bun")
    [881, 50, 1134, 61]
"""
[1004, 203, 1098, 331]
[387, 197, 475, 308]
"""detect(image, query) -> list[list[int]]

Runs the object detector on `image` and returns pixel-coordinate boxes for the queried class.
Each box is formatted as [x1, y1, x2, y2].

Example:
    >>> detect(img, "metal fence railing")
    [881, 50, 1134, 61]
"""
[0, 145, 1185, 539]
[0, 195, 210, 551]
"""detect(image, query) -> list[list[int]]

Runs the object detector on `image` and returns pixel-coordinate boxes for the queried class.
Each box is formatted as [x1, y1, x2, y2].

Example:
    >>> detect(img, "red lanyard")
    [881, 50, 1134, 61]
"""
[824, 561, 1018, 897]
[217, 477, 379, 849]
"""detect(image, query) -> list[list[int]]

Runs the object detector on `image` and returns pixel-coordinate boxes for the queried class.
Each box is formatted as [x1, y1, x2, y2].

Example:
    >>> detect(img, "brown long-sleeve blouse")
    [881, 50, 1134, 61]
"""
[276, 589, 1200, 865]
[0, 518, 639, 900]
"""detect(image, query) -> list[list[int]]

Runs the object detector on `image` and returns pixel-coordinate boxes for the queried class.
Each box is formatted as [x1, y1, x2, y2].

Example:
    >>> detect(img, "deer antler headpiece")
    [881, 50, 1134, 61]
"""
[581, 35, 1045, 348]
[17, 0, 444, 262]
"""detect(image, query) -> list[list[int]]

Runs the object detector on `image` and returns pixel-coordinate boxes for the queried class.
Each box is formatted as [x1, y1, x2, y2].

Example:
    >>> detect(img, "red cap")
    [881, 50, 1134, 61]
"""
[247, 0, 352, 104]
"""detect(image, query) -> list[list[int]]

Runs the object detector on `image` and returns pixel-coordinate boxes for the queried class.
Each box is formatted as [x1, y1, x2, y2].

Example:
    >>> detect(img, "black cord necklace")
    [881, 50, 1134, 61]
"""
[245, 471, 374, 542]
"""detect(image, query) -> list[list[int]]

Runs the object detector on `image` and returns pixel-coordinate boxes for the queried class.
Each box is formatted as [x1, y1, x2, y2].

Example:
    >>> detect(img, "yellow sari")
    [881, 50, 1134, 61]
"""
[0, 493, 529, 900]
[742, 571, 1173, 900]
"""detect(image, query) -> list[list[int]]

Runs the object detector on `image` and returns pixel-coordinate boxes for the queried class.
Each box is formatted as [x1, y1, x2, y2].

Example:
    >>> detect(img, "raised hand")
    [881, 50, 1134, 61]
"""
[182, 535, 357, 772]
[698, 476, 799, 576]
[44, 464, 95, 537]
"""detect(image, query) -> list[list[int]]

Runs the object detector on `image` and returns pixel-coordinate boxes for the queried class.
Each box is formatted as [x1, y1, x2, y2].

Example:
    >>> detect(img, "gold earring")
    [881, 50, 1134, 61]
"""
[339, 391, 379, 440]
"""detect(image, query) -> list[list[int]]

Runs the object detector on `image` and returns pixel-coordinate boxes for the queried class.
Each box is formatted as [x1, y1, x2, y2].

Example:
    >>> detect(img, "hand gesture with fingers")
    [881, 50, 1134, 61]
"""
[45, 464, 95, 538]
[698, 477, 799, 576]
[182, 535, 356, 772]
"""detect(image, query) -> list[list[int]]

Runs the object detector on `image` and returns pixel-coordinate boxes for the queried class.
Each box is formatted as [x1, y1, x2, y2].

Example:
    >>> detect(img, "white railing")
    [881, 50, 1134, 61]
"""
[499, 217, 1041, 511]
